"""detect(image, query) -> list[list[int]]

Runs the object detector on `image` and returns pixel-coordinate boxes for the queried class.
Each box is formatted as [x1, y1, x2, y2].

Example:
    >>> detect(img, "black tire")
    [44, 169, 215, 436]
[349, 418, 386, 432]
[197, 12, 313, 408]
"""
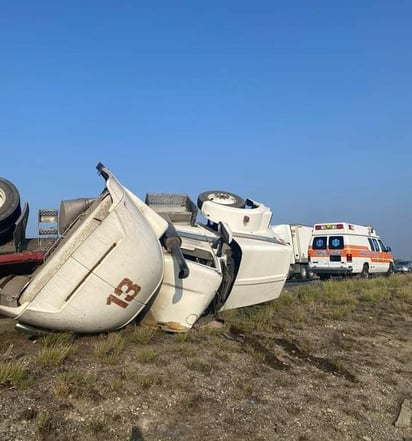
[386, 262, 395, 277]
[306, 269, 315, 280]
[299, 265, 307, 280]
[197, 191, 246, 210]
[0, 177, 21, 241]
[360, 263, 369, 278]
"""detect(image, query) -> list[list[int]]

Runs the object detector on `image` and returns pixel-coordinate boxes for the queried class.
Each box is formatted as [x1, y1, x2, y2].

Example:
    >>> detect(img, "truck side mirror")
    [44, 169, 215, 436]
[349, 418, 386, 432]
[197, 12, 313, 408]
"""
[218, 221, 233, 245]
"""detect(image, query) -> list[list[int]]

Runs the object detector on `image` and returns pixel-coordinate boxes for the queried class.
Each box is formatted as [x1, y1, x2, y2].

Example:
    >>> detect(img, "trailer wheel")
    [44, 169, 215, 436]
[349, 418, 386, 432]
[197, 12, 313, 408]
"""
[360, 263, 369, 278]
[197, 191, 245, 210]
[0, 177, 21, 241]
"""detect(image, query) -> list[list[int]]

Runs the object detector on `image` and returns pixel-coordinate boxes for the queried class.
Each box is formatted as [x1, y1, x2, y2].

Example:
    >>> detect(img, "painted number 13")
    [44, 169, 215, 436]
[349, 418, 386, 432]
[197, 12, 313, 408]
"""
[106, 278, 141, 309]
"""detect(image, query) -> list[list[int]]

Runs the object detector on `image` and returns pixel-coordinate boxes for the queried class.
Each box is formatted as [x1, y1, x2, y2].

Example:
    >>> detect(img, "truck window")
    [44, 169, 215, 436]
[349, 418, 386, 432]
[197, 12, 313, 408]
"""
[329, 236, 344, 250]
[313, 237, 327, 250]
[368, 238, 375, 250]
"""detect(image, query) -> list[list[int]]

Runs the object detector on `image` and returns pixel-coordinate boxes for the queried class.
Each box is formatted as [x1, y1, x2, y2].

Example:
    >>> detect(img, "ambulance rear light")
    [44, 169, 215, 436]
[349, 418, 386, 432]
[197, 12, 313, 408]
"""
[315, 224, 344, 230]
[346, 253, 352, 263]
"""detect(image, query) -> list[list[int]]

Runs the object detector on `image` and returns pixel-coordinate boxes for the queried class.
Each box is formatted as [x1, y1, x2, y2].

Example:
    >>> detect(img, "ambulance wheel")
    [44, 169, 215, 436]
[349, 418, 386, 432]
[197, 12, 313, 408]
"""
[386, 263, 395, 277]
[197, 191, 246, 209]
[0, 177, 21, 241]
[360, 264, 369, 278]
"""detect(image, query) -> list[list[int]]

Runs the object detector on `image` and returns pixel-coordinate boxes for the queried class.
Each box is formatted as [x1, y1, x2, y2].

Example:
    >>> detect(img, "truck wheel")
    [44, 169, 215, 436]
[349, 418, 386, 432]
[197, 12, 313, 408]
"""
[299, 265, 307, 280]
[197, 191, 246, 210]
[360, 263, 369, 278]
[306, 270, 315, 280]
[0, 177, 21, 241]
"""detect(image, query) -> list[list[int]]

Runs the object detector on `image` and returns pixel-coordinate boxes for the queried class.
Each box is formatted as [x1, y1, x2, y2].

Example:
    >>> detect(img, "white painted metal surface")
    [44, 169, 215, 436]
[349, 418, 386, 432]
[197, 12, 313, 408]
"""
[201, 199, 273, 233]
[144, 199, 292, 330]
[0, 166, 168, 333]
[271, 224, 312, 265]
[142, 252, 222, 332]
[219, 233, 291, 311]
[0, 168, 292, 334]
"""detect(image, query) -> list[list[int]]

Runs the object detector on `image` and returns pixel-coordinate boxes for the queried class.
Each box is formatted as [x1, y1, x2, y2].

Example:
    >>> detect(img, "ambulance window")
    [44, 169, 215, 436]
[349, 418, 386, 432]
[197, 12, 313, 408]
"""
[329, 236, 344, 249]
[313, 237, 327, 249]
[368, 238, 379, 251]
[372, 239, 380, 251]
[378, 240, 387, 251]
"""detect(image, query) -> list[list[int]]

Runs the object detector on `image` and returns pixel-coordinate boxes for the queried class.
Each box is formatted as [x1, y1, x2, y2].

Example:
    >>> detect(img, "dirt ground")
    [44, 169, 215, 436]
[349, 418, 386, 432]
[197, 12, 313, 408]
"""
[0, 277, 411, 441]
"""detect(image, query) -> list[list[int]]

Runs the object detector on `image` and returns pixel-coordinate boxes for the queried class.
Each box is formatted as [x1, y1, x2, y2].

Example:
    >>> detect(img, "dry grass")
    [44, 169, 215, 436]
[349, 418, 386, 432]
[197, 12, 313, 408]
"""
[53, 371, 97, 398]
[1, 274, 411, 440]
[135, 373, 162, 388]
[240, 274, 412, 327]
[36, 411, 52, 432]
[126, 325, 158, 344]
[135, 348, 160, 363]
[184, 357, 212, 374]
[36, 345, 73, 365]
[36, 332, 75, 365]
[94, 332, 125, 363]
[38, 332, 74, 347]
[0, 360, 30, 387]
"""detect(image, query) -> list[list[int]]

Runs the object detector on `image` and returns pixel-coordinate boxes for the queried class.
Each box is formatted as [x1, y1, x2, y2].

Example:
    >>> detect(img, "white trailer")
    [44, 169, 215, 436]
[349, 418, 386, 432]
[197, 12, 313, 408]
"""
[271, 224, 313, 280]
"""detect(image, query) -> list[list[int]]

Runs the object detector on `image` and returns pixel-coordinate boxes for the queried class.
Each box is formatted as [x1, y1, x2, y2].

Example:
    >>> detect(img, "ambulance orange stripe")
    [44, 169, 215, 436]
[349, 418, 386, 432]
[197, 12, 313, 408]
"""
[309, 247, 392, 262]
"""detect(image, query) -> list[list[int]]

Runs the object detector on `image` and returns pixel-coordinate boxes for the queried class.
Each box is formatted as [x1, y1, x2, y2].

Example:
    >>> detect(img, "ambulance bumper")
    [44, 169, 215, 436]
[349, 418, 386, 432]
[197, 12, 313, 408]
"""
[310, 267, 353, 276]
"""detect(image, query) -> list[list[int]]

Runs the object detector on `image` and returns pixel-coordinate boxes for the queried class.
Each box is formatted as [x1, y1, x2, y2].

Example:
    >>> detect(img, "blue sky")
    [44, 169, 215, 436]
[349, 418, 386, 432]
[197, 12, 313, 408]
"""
[1, 1, 411, 258]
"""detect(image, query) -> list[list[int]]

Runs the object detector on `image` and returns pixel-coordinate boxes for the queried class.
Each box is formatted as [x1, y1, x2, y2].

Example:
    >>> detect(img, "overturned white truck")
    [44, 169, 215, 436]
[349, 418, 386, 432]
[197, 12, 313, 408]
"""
[0, 164, 291, 334]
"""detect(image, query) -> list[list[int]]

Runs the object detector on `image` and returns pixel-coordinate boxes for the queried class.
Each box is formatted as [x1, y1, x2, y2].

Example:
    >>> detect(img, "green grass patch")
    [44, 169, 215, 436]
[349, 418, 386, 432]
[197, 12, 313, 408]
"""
[261, 275, 412, 326]
[38, 332, 74, 347]
[36, 411, 52, 432]
[135, 348, 159, 363]
[35, 332, 75, 365]
[289, 304, 307, 326]
[54, 371, 101, 399]
[185, 357, 212, 374]
[393, 286, 412, 301]
[0, 360, 31, 387]
[326, 303, 358, 320]
[126, 325, 158, 344]
[94, 333, 125, 363]
[172, 341, 198, 357]
[36, 345, 73, 365]
[359, 287, 389, 302]
[219, 301, 280, 332]
[135, 373, 162, 388]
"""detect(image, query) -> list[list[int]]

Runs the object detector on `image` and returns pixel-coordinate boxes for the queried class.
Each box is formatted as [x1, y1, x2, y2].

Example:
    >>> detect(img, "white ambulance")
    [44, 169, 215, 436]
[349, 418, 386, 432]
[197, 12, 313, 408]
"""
[308, 223, 394, 279]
